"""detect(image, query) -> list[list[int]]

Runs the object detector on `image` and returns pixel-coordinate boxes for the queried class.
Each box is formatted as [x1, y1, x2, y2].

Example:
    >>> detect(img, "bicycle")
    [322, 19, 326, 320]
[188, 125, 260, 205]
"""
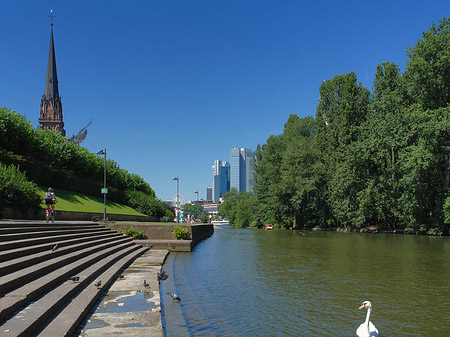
[45, 204, 55, 223]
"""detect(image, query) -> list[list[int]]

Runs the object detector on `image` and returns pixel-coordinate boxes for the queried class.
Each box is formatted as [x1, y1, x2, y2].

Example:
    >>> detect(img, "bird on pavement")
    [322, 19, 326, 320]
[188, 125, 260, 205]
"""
[146, 243, 153, 249]
[167, 291, 180, 301]
[52, 244, 59, 251]
[157, 270, 168, 281]
[94, 280, 102, 288]
[70, 276, 80, 282]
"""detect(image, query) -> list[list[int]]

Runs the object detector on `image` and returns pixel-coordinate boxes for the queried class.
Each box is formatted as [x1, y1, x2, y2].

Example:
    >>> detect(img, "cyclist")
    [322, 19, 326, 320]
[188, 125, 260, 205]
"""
[44, 187, 57, 215]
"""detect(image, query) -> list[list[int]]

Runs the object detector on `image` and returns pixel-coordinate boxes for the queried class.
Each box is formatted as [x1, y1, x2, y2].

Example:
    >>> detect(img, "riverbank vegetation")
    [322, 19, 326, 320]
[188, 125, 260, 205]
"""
[220, 17, 450, 235]
[0, 108, 172, 218]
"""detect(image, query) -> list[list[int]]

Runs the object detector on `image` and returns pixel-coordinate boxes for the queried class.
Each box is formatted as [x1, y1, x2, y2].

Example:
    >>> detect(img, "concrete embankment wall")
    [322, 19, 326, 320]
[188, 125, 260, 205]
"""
[105, 223, 214, 251]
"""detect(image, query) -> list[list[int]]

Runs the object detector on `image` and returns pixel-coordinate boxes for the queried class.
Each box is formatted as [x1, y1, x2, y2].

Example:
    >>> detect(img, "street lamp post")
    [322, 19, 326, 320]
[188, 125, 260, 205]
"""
[97, 148, 107, 221]
[173, 176, 179, 223]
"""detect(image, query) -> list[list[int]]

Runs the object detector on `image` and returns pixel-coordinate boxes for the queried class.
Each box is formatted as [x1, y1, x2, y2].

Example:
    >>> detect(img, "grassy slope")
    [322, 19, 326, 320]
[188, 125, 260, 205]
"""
[37, 186, 146, 216]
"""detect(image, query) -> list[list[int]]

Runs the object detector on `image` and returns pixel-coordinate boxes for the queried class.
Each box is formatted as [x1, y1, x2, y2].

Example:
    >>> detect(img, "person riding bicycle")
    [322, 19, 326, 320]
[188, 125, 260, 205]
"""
[44, 187, 57, 214]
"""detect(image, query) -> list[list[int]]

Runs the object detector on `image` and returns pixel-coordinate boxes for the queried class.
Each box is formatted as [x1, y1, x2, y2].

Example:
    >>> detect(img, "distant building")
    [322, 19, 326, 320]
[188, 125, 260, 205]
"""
[212, 160, 230, 201]
[230, 148, 254, 193]
[38, 16, 66, 136]
[206, 187, 212, 201]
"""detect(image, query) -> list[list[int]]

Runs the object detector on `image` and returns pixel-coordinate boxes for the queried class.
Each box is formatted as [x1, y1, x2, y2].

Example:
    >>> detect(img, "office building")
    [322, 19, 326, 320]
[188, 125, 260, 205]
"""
[212, 160, 230, 201]
[230, 148, 254, 193]
[206, 187, 212, 201]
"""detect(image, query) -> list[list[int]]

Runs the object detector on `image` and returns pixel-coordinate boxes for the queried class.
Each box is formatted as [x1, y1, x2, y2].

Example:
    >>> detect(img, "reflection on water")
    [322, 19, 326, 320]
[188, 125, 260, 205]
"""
[161, 228, 450, 336]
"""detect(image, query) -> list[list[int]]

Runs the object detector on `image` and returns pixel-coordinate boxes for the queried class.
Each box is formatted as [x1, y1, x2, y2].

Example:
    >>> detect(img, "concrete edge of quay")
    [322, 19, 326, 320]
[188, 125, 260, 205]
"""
[77, 249, 169, 337]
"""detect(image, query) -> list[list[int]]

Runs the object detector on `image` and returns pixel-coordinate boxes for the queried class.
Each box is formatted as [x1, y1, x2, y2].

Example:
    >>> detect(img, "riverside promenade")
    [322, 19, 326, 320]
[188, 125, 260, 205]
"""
[79, 248, 169, 336]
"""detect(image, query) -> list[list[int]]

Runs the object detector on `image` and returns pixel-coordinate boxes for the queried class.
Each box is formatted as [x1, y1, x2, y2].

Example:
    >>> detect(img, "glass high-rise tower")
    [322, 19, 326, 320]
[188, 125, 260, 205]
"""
[230, 148, 254, 193]
[212, 160, 230, 201]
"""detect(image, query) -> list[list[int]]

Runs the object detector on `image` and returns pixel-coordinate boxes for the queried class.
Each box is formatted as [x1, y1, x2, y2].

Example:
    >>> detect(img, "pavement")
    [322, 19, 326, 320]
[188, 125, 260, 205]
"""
[77, 249, 169, 336]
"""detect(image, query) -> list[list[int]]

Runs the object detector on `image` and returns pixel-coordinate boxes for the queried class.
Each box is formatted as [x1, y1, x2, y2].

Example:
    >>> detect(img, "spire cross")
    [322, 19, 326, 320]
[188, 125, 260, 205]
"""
[49, 9, 55, 25]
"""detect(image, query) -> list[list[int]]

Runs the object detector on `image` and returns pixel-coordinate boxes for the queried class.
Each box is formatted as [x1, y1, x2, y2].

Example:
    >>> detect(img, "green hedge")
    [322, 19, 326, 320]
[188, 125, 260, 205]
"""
[0, 163, 41, 211]
[0, 107, 159, 213]
[124, 190, 167, 218]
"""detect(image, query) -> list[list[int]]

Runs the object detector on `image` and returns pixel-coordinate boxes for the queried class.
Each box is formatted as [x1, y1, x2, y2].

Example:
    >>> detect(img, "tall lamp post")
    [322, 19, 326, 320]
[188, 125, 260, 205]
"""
[173, 176, 179, 223]
[97, 148, 107, 221]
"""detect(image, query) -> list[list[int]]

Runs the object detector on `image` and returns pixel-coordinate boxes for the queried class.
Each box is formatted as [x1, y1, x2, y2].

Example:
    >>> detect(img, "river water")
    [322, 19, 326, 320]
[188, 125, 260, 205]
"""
[160, 227, 450, 336]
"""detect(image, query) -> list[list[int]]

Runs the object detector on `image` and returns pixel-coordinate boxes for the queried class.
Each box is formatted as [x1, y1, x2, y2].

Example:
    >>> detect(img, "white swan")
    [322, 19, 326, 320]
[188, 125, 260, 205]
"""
[356, 301, 379, 337]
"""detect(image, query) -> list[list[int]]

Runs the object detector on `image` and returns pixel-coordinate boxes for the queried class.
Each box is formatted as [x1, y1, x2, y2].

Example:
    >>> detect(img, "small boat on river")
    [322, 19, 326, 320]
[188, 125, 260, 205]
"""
[212, 219, 229, 226]
[265, 224, 273, 230]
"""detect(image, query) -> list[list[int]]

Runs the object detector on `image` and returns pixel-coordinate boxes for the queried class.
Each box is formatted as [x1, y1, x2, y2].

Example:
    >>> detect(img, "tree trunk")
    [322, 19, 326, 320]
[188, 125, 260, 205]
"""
[444, 166, 450, 190]
[292, 214, 299, 230]
[392, 147, 398, 225]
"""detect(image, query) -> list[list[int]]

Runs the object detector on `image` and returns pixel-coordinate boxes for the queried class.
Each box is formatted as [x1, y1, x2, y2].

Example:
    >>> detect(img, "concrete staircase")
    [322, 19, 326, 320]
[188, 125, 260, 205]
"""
[0, 220, 148, 336]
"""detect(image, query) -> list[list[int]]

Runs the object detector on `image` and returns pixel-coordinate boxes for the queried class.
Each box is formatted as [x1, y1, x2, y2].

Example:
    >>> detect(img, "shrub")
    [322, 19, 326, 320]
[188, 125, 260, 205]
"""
[124, 190, 166, 217]
[123, 226, 145, 240]
[172, 225, 189, 240]
[0, 163, 41, 210]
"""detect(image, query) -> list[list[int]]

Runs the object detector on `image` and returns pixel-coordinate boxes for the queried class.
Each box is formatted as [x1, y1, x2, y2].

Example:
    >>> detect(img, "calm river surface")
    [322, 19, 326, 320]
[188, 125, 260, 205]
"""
[160, 227, 450, 336]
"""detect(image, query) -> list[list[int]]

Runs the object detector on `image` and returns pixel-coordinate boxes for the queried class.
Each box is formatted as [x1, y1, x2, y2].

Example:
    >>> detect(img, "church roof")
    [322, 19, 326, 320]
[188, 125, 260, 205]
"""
[43, 24, 59, 100]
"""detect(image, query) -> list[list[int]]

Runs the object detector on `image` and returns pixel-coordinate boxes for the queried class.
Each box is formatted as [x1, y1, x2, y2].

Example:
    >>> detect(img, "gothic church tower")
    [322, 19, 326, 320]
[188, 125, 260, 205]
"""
[38, 14, 65, 136]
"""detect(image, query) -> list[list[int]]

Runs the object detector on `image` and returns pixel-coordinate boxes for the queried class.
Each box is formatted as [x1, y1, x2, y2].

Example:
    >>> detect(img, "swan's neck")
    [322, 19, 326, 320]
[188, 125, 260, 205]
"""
[364, 307, 372, 329]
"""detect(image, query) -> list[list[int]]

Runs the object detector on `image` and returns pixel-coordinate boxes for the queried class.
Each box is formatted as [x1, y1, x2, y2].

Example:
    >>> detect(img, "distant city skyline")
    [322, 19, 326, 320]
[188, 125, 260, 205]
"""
[210, 147, 255, 201]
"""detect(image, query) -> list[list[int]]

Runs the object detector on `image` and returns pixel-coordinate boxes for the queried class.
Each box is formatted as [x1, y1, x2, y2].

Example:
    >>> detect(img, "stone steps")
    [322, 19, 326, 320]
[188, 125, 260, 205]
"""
[0, 229, 114, 252]
[0, 231, 120, 264]
[37, 247, 148, 337]
[0, 221, 147, 336]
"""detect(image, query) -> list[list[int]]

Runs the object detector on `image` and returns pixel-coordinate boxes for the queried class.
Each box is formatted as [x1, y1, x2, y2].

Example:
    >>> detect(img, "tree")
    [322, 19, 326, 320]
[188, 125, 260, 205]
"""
[315, 72, 370, 152]
[404, 17, 450, 110]
[253, 135, 287, 226]
[184, 203, 204, 217]
[278, 115, 325, 228]
[315, 73, 370, 227]
[355, 62, 410, 228]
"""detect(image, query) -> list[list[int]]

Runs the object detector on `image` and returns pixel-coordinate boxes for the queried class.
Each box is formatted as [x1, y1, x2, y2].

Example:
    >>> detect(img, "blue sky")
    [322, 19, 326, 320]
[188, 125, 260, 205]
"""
[1, 0, 448, 201]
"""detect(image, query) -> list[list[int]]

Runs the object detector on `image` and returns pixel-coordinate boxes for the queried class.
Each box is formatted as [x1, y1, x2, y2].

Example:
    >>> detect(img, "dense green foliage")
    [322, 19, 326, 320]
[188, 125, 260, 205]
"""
[218, 188, 259, 227]
[183, 203, 204, 217]
[124, 190, 168, 218]
[224, 17, 450, 235]
[0, 107, 169, 217]
[123, 226, 146, 240]
[172, 225, 189, 240]
[0, 163, 41, 212]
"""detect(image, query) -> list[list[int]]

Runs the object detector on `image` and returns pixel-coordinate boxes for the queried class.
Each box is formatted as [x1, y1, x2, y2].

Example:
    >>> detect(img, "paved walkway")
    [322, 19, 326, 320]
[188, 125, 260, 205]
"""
[78, 249, 169, 336]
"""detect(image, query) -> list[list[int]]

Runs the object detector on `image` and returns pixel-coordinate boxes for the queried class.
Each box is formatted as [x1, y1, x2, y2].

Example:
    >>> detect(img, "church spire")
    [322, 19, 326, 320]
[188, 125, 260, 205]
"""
[44, 23, 59, 99]
[38, 10, 65, 136]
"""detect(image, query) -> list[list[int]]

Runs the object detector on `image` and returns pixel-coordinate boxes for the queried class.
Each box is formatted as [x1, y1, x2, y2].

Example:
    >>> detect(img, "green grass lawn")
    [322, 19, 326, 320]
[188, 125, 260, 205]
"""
[37, 186, 146, 216]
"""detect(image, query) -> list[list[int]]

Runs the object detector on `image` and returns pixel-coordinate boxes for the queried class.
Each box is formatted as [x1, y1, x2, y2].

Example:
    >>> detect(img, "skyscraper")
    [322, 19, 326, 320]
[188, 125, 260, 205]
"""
[38, 13, 66, 136]
[212, 160, 230, 201]
[206, 187, 212, 201]
[230, 148, 254, 193]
